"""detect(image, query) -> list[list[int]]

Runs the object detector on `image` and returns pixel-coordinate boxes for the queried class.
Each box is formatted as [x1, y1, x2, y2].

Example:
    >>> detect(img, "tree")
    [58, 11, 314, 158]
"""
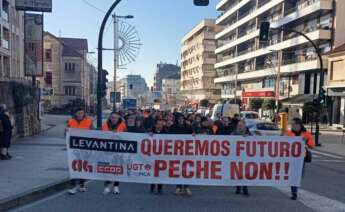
[262, 99, 275, 110]
[249, 98, 264, 111]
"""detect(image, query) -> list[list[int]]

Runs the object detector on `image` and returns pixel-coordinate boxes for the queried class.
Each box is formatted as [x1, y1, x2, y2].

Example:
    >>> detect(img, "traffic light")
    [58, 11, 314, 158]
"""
[101, 69, 108, 98]
[259, 22, 270, 42]
[193, 0, 209, 6]
[319, 88, 326, 106]
[312, 98, 320, 108]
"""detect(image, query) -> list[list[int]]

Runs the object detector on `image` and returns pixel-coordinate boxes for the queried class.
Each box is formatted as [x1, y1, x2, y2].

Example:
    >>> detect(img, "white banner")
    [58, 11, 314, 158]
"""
[66, 128, 305, 187]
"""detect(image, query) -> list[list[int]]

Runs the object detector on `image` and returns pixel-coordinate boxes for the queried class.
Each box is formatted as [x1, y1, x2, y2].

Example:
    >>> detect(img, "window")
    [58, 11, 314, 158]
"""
[45, 49, 52, 62]
[263, 79, 275, 88]
[45, 72, 52, 85]
[65, 62, 76, 72]
[64, 86, 76, 96]
[331, 60, 345, 81]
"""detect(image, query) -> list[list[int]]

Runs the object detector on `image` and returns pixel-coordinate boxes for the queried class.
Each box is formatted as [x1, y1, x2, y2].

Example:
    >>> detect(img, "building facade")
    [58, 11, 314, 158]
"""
[162, 77, 183, 106]
[153, 62, 180, 91]
[40, 32, 92, 109]
[117, 74, 150, 106]
[326, 44, 345, 127]
[0, 0, 24, 81]
[181, 19, 221, 103]
[214, 0, 345, 109]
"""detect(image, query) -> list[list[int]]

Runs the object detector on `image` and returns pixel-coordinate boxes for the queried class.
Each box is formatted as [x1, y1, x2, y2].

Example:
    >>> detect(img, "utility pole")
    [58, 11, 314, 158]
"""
[113, 14, 118, 112]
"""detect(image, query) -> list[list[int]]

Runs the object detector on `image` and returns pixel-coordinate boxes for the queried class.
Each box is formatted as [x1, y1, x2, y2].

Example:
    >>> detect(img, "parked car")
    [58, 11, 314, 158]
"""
[247, 121, 281, 136]
[240, 111, 260, 125]
[211, 103, 240, 121]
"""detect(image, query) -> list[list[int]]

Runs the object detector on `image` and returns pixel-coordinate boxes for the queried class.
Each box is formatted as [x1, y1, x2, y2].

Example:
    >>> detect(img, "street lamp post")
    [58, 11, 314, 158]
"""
[112, 14, 134, 112]
[97, 0, 122, 129]
[271, 27, 324, 146]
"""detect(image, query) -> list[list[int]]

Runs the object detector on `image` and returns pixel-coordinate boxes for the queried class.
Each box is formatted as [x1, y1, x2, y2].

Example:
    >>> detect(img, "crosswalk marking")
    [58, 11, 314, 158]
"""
[277, 187, 345, 212]
[313, 159, 345, 163]
[310, 150, 344, 160]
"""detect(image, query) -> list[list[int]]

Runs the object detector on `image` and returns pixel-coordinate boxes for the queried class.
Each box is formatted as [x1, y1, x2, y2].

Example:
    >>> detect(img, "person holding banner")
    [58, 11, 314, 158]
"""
[67, 107, 94, 195]
[149, 118, 167, 195]
[232, 119, 250, 196]
[102, 112, 127, 195]
[170, 113, 193, 196]
[286, 118, 315, 200]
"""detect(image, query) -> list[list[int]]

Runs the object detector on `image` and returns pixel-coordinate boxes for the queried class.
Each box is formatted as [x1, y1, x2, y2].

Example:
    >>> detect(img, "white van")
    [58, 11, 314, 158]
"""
[211, 103, 240, 121]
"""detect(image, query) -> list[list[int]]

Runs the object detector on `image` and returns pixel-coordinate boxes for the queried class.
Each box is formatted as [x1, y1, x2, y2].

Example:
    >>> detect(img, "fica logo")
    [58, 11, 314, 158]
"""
[72, 160, 93, 173]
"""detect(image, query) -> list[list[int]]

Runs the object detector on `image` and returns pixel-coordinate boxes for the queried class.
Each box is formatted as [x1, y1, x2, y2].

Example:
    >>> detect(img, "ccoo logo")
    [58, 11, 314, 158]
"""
[72, 160, 93, 172]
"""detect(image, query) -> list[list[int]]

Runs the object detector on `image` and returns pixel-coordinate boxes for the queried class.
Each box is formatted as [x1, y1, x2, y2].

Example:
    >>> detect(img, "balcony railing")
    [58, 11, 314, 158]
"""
[282, 55, 317, 65]
[284, 0, 320, 16]
[238, 7, 256, 21]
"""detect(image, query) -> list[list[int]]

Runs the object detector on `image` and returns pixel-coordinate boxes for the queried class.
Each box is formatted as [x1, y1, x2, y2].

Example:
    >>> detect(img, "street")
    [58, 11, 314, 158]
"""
[6, 115, 345, 212]
[12, 153, 345, 212]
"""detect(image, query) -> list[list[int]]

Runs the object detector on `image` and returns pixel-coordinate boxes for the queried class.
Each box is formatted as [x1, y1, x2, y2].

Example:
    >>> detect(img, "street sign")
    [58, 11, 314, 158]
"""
[15, 0, 52, 12]
[110, 92, 121, 103]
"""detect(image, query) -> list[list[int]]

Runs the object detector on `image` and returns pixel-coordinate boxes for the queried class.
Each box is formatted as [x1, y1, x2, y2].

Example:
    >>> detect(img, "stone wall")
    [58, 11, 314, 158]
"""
[0, 81, 41, 138]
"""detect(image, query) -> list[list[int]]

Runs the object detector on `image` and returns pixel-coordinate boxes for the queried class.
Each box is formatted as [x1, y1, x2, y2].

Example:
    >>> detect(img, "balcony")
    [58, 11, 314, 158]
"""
[216, 30, 260, 54]
[214, 58, 323, 84]
[216, 0, 251, 25]
[216, 0, 230, 11]
[215, 29, 331, 69]
[216, 0, 284, 40]
[271, 0, 332, 28]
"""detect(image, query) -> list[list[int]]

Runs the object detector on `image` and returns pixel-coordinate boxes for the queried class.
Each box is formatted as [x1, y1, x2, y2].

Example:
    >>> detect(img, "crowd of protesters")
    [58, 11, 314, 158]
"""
[67, 107, 314, 200]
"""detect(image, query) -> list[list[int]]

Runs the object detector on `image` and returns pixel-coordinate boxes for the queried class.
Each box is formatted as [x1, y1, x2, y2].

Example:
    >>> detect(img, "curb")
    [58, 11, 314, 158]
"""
[0, 179, 71, 212]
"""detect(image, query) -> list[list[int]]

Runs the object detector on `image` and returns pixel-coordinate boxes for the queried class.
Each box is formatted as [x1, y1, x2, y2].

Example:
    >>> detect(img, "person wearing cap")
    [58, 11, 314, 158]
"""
[0, 104, 13, 160]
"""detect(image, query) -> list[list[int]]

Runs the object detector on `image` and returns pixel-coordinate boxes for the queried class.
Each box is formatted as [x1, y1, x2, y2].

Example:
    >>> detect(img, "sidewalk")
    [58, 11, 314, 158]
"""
[317, 131, 345, 157]
[0, 115, 71, 211]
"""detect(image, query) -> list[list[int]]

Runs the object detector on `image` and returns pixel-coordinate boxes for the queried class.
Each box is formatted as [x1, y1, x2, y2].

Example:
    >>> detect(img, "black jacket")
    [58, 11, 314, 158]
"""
[170, 124, 193, 134]
[0, 113, 13, 148]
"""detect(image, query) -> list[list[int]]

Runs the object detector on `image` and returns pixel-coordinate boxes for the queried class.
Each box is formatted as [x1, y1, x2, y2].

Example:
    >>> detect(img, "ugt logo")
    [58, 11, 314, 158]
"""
[72, 160, 93, 172]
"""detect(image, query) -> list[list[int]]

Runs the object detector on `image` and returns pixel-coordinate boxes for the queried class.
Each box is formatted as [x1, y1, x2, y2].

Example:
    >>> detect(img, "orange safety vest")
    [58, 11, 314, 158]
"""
[68, 117, 93, 129]
[286, 130, 315, 149]
[102, 121, 127, 132]
[212, 125, 218, 135]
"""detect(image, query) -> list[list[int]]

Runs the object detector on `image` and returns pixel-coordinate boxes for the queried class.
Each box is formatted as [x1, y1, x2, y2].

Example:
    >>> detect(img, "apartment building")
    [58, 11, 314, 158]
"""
[214, 0, 345, 109]
[153, 62, 180, 91]
[0, 0, 24, 80]
[181, 19, 222, 103]
[40, 32, 92, 109]
[162, 76, 183, 106]
[326, 43, 345, 126]
[117, 74, 149, 106]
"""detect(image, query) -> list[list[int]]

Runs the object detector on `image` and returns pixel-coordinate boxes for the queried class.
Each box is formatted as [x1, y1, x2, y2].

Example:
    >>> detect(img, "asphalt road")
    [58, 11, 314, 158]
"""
[12, 148, 345, 212]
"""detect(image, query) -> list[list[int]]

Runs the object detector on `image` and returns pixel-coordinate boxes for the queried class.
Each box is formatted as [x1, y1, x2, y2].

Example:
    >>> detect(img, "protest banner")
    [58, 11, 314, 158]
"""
[66, 128, 305, 187]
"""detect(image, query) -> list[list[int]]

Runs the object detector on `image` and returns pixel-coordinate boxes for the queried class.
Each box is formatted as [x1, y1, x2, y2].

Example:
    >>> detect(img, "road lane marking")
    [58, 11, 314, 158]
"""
[310, 150, 344, 159]
[277, 187, 345, 212]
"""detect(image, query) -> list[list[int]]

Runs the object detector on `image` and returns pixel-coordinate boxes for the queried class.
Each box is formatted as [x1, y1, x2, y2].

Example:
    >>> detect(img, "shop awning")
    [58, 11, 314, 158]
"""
[281, 94, 315, 106]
